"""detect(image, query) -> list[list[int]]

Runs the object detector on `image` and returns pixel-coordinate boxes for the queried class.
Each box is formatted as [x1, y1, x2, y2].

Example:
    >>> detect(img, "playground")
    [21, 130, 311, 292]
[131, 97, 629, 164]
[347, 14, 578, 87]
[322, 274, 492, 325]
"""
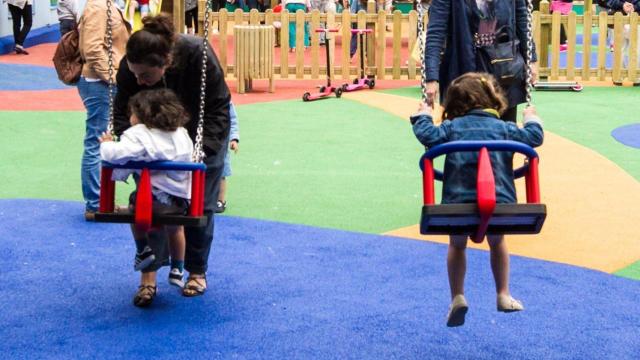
[1, 2, 640, 359]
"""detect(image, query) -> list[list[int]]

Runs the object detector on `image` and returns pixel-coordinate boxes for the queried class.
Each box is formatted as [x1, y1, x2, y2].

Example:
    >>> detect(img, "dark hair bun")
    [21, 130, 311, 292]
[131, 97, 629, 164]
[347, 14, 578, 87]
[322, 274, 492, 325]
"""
[127, 13, 176, 67]
[142, 13, 175, 39]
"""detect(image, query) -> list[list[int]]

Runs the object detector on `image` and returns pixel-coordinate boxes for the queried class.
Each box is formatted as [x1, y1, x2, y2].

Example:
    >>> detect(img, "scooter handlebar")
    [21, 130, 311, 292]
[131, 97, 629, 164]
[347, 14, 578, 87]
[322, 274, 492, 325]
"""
[315, 28, 340, 33]
[350, 29, 373, 34]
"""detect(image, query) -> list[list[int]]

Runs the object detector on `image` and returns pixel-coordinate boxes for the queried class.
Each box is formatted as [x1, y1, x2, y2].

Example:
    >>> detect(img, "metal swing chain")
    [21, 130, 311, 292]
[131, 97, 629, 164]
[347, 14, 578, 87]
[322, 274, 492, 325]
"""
[417, 0, 427, 103]
[525, 0, 534, 107]
[194, 0, 214, 163]
[106, 0, 115, 135]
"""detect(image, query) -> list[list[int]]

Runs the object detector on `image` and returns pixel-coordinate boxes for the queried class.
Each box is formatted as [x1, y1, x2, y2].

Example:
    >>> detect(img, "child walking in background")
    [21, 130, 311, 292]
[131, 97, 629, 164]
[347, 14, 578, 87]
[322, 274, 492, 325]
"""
[100, 89, 194, 307]
[410, 72, 544, 327]
[216, 102, 240, 213]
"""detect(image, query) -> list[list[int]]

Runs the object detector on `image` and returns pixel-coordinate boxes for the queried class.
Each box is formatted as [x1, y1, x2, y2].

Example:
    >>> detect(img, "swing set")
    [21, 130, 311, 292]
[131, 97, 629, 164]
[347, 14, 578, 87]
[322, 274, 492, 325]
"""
[93, 0, 216, 231]
[415, 0, 547, 242]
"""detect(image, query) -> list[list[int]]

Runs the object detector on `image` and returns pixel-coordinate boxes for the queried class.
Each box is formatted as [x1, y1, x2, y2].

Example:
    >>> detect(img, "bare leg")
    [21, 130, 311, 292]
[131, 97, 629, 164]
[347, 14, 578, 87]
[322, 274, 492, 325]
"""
[218, 177, 227, 203]
[140, 270, 156, 286]
[447, 236, 467, 299]
[167, 225, 185, 263]
[487, 235, 509, 296]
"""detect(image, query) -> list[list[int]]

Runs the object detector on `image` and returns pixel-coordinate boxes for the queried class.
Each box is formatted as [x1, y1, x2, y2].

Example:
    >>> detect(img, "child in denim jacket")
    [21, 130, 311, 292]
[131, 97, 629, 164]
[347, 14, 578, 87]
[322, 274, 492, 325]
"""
[410, 72, 544, 327]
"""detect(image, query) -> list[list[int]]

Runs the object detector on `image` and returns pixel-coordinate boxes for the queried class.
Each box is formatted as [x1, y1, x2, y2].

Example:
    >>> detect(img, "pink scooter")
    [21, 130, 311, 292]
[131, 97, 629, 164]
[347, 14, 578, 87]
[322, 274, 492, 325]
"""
[302, 28, 343, 102]
[342, 28, 375, 92]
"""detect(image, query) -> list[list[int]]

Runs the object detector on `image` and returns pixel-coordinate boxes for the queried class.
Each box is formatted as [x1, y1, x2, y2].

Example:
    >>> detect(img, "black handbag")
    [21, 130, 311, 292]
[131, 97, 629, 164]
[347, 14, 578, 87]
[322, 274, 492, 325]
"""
[475, 25, 526, 87]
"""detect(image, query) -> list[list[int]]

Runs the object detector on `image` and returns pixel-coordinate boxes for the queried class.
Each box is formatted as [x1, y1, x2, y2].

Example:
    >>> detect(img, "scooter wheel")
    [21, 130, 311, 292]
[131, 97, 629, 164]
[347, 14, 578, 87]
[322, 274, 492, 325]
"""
[335, 87, 343, 98]
[572, 84, 583, 92]
[319, 86, 326, 93]
[353, 78, 359, 85]
[303, 92, 311, 102]
[368, 79, 375, 89]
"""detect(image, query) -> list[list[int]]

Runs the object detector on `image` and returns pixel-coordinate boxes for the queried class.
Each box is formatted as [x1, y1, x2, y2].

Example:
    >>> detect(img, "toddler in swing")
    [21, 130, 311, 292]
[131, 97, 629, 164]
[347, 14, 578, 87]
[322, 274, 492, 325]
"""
[409, 72, 544, 327]
[100, 88, 193, 307]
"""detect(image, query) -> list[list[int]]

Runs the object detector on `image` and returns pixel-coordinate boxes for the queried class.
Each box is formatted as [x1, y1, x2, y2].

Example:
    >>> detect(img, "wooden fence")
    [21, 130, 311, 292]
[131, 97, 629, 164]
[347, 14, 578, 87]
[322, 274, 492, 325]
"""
[198, 1, 639, 83]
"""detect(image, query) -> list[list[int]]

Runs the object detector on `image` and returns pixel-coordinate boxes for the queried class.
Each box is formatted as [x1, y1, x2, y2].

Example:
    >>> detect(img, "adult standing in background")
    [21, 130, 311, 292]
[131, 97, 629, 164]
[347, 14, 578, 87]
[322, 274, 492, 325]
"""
[5, 0, 32, 55]
[424, 0, 538, 122]
[77, 0, 131, 220]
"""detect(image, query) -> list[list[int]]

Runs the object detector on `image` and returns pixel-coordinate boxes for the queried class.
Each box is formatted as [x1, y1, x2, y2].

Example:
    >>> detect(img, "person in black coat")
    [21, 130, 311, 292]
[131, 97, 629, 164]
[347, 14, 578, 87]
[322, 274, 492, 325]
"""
[424, 0, 538, 122]
[113, 14, 230, 299]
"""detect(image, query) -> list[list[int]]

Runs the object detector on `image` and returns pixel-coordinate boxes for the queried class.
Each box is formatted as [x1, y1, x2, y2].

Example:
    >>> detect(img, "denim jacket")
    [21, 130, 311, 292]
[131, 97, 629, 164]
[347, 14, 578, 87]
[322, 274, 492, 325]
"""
[411, 109, 544, 204]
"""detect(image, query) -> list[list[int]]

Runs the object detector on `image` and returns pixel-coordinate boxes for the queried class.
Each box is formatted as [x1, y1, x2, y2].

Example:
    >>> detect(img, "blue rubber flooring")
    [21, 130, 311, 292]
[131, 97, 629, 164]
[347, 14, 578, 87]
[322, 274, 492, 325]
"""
[1, 199, 639, 359]
[612, 123, 640, 149]
[0, 63, 69, 91]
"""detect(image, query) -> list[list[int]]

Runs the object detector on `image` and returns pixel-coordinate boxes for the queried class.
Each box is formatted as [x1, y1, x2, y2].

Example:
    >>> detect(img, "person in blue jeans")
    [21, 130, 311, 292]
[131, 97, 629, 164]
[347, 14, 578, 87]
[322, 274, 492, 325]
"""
[410, 72, 544, 327]
[77, 0, 130, 220]
[216, 102, 240, 213]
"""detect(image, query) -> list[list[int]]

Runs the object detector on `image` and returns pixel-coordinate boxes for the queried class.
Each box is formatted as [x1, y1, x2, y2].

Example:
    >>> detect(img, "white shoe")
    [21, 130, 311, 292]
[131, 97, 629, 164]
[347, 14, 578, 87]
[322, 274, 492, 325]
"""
[497, 294, 524, 312]
[446, 294, 468, 327]
[168, 268, 185, 288]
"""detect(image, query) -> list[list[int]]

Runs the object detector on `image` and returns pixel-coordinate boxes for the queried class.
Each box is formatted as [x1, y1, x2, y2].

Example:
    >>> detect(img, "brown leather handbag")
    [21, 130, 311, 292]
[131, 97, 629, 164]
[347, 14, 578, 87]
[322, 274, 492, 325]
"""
[52, 18, 84, 86]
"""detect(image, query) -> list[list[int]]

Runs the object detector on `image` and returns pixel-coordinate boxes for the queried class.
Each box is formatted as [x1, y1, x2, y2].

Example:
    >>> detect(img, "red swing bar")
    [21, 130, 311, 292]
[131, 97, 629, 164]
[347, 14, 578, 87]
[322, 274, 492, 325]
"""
[96, 160, 208, 228]
[419, 140, 546, 236]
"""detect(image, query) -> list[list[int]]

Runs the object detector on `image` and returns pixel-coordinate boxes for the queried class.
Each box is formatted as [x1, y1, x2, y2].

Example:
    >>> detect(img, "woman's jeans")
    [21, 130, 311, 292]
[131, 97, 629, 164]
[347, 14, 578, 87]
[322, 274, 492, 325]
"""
[285, 4, 310, 49]
[77, 78, 111, 212]
[8, 4, 32, 47]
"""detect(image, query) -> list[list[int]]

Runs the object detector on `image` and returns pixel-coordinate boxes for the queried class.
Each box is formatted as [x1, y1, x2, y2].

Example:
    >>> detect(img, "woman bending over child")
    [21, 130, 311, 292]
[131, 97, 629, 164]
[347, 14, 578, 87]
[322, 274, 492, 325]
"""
[100, 88, 193, 307]
[410, 72, 544, 327]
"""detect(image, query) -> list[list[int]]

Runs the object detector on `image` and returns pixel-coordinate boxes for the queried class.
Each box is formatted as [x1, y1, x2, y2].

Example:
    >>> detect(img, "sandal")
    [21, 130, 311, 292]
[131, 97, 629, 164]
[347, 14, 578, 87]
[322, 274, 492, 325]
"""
[133, 284, 157, 307]
[182, 275, 207, 297]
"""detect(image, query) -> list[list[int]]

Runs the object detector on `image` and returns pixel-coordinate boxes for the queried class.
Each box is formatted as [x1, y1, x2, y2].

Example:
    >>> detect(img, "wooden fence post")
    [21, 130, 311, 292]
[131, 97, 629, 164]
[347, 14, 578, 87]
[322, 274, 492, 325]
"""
[281, 11, 289, 78]
[582, 8, 592, 80]
[539, 1, 550, 80]
[629, 13, 639, 83]
[612, 11, 624, 83]
[408, 10, 417, 79]
[392, 10, 402, 79]
[342, 11, 352, 80]
[367, 1, 376, 73]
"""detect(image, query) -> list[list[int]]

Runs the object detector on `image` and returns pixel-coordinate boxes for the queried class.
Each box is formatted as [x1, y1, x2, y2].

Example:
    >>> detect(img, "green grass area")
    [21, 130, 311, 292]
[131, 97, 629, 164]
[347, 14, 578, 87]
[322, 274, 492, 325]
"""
[0, 100, 437, 234]
[0, 111, 134, 205]
[226, 99, 437, 233]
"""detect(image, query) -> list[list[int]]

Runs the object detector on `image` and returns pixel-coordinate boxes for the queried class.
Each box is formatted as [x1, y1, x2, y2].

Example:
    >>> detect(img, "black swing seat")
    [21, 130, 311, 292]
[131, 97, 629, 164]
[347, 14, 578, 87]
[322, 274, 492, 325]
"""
[421, 203, 547, 235]
[419, 141, 547, 237]
[95, 160, 208, 228]
[94, 210, 208, 227]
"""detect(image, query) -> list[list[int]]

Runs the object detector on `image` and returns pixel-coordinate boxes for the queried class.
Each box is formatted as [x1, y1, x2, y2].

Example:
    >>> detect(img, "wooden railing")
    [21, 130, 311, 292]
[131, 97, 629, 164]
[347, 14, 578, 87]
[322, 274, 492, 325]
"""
[198, 1, 639, 84]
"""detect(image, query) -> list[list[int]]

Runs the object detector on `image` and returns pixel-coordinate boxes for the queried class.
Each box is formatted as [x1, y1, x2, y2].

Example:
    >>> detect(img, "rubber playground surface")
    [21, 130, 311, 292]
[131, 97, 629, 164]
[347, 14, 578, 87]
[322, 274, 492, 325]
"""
[1, 44, 639, 358]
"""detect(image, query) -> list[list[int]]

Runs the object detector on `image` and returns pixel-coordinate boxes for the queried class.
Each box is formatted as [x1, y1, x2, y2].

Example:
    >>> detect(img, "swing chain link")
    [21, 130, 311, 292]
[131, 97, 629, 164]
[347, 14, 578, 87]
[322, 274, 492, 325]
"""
[525, 0, 534, 107]
[194, 0, 214, 163]
[106, 0, 115, 136]
[417, 0, 427, 104]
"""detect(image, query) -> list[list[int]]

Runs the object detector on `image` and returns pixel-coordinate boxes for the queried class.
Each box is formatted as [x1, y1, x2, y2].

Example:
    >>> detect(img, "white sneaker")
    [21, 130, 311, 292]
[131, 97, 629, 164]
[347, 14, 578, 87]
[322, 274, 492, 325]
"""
[497, 294, 524, 312]
[168, 268, 184, 288]
[446, 294, 468, 327]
